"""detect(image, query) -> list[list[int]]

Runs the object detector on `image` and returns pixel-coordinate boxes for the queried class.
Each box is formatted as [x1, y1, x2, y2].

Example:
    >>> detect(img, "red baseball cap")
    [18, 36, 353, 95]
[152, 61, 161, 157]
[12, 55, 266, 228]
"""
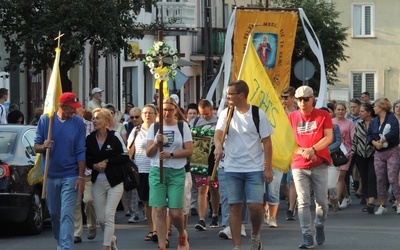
[59, 92, 82, 109]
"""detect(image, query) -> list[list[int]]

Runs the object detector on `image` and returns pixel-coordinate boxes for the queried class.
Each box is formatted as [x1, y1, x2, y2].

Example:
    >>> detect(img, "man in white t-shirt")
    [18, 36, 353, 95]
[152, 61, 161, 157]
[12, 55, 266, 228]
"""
[0, 88, 9, 124]
[214, 80, 273, 250]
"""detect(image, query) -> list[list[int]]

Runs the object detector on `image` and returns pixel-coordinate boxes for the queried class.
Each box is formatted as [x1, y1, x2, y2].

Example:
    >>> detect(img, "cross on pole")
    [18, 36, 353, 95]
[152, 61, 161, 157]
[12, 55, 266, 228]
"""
[157, 30, 165, 183]
[54, 31, 64, 48]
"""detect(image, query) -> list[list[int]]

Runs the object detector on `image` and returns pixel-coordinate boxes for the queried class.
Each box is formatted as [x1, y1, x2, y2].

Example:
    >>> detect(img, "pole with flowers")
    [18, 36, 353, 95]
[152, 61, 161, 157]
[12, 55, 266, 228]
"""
[143, 36, 179, 183]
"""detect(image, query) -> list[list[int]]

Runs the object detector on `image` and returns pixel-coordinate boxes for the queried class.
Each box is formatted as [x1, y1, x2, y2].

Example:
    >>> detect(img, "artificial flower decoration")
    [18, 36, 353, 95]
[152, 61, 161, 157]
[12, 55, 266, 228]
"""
[144, 41, 180, 98]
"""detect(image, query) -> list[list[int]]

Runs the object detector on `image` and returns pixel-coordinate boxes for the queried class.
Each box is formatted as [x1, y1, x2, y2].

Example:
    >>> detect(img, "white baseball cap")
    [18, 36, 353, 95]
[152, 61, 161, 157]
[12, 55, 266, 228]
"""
[91, 87, 104, 95]
[170, 94, 179, 104]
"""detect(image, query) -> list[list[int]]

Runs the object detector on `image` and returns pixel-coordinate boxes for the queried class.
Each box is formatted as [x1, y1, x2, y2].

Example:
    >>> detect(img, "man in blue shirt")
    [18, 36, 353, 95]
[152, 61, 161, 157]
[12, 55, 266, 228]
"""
[34, 92, 86, 250]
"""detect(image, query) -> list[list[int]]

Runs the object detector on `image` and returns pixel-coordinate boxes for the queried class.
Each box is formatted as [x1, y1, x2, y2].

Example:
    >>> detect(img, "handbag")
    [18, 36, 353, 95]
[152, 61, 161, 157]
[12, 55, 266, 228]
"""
[330, 149, 349, 167]
[122, 160, 139, 191]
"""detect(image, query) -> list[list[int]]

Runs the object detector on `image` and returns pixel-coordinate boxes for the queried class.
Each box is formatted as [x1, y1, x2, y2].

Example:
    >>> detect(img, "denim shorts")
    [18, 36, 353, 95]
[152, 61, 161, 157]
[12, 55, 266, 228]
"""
[149, 167, 185, 208]
[265, 169, 283, 205]
[225, 171, 264, 204]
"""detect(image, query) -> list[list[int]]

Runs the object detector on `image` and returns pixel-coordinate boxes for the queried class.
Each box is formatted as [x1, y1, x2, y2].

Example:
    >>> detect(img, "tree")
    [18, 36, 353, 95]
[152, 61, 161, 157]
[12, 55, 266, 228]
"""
[272, 0, 348, 92]
[0, 0, 156, 91]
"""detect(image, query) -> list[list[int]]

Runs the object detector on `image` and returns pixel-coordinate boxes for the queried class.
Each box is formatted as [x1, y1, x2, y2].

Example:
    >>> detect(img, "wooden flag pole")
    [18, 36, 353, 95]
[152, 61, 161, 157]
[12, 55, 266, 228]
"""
[211, 106, 234, 181]
[157, 30, 164, 183]
[41, 31, 64, 199]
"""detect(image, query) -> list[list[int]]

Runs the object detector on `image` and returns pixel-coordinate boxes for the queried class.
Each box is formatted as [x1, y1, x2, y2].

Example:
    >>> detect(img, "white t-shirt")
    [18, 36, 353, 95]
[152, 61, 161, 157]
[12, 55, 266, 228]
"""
[216, 106, 273, 172]
[0, 104, 7, 124]
[147, 122, 192, 169]
[127, 126, 151, 173]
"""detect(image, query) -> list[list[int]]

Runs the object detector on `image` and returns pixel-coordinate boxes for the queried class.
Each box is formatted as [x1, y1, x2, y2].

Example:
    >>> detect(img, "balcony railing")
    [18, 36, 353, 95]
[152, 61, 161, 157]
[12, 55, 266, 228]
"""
[156, 2, 196, 29]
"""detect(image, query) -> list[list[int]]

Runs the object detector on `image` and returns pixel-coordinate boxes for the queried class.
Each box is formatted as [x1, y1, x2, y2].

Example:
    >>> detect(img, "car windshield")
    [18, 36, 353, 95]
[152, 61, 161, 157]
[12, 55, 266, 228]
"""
[0, 132, 17, 154]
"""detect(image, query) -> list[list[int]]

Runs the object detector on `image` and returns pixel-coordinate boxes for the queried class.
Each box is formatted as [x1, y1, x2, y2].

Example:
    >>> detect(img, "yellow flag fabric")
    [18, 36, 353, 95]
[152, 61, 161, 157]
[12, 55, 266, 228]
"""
[234, 10, 298, 96]
[28, 47, 62, 185]
[238, 36, 296, 173]
[154, 66, 169, 98]
[43, 47, 63, 117]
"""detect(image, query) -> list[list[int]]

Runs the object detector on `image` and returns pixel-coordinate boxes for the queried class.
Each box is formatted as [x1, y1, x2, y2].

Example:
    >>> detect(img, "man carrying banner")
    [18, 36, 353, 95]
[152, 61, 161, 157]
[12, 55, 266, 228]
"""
[34, 92, 86, 250]
[214, 80, 273, 250]
[287, 86, 333, 249]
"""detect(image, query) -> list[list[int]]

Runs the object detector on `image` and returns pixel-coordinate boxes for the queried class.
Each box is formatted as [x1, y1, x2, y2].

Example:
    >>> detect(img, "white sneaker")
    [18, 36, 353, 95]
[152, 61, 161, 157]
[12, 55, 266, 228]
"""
[375, 205, 387, 215]
[397, 204, 400, 214]
[268, 218, 278, 228]
[111, 235, 118, 250]
[241, 224, 246, 237]
[219, 226, 232, 239]
[339, 197, 352, 209]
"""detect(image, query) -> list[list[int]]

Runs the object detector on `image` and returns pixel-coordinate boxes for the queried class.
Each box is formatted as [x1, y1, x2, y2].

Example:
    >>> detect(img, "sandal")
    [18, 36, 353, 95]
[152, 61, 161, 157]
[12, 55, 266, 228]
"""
[166, 239, 169, 248]
[144, 231, 153, 241]
[152, 231, 158, 242]
[362, 206, 368, 212]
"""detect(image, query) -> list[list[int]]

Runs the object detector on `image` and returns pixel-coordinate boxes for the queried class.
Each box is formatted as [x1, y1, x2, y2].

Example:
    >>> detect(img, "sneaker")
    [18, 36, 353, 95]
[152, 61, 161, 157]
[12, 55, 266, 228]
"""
[218, 226, 232, 239]
[315, 225, 325, 245]
[397, 204, 400, 214]
[210, 216, 219, 228]
[241, 224, 247, 237]
[195, 219, 206, 231]
[391, 203, 397, 211]
[299, 234, 314, 249]
[339, 197, 352, 209]
[251, 235, 263, 250]
[232, 247, 241, 250]
[87, 229, 96, 240]
[74, 236, 82, 243]
[375, 205, 387, 215]
[128, 215, 139, 223]
[111, 235, 118, 250]
[286, 210, 295, 221]
[268, 218, 278, 228]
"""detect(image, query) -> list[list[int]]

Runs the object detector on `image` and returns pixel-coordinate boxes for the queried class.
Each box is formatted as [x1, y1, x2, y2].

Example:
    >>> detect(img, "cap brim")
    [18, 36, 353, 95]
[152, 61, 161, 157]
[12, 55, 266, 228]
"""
[62, 102, 82, 109]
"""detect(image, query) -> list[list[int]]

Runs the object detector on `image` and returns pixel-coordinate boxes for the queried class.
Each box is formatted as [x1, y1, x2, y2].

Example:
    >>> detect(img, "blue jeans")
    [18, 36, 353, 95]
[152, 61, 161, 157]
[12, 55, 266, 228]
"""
[265, 169, 283, 205]
[218, 168, 249, 226]
[292, 164, 328, 236]
[225, 171, 264, 204]
[46, 176, 78, 250]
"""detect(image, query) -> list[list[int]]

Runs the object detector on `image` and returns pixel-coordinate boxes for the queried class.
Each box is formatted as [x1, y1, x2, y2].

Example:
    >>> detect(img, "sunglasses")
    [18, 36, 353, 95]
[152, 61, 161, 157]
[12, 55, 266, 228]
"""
[281, 95, 290, 100]
[130, 116, 140, 119]
[65, 97, 79, 103]
[297, 97, 312, 102]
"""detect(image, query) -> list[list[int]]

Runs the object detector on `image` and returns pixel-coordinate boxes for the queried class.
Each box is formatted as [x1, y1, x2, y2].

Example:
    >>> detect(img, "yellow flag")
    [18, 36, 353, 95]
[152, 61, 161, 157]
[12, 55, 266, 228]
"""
[43, 47, 62, 117]
[28, 47, 62, 185]
[238, 35, 296, 172]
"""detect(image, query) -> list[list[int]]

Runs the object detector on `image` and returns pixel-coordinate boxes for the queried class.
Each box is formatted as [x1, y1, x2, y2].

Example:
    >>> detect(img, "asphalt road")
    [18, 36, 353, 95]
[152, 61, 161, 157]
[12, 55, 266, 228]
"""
[1, 194, 400, 250]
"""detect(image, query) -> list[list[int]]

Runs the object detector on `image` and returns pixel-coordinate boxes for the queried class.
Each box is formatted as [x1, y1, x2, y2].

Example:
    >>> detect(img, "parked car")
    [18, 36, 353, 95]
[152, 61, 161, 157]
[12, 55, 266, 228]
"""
[0, 125, 48, 235]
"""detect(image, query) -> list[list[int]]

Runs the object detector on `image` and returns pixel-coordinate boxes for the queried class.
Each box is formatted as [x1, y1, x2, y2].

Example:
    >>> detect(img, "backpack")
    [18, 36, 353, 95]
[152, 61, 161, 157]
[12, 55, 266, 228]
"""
[125, 122, 135, 139]
[128, 125, 141, 155]
[227, 105, 260, 136]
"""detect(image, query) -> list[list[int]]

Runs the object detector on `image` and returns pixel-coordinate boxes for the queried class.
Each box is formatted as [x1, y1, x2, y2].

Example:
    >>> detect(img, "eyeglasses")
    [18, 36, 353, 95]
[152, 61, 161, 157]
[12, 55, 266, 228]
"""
[163, 108, 175, 112]
[226, 92, 239, 96]
[297, 97, 312, 102]
[281, 95, 290, 100]
[130, 116, 140, 119]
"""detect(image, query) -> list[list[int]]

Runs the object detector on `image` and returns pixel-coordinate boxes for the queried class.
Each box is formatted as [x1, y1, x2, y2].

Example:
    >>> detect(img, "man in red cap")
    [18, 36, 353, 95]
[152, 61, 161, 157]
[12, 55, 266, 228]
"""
[34, 92, 86, 250]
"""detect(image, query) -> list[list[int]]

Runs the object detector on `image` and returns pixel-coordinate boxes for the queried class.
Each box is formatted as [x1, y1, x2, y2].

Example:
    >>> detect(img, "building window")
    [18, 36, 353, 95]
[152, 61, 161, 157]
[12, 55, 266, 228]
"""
[351, 71, 376, 100]
[352, 3, 374, 37]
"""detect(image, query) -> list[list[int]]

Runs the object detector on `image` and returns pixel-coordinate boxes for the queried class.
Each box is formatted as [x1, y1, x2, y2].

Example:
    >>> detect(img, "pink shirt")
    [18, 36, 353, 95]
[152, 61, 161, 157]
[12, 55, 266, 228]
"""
[332, 118, 354, 153]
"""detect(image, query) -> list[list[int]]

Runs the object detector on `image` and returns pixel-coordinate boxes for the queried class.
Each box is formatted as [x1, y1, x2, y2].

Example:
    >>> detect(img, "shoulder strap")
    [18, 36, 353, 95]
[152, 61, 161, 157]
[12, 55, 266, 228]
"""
[153, 122, 160, 135]
[192, 116, 200, 127]
[251, 105, 260, 136]
[128, 125, 141, 149]
[154, 121, 185, 147]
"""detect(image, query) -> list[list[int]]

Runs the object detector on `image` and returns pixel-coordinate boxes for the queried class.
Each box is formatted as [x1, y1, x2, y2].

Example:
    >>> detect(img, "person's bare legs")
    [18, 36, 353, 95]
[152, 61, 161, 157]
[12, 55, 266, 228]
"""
[288, 180, 297, 211]
[144, 202, 154, 232]
[248, 203, 263, 236]
[197, 185, 209, 222]
[154, 207, 167, 248]
[230, 203, 243, 248]
[210, 186, 220, 215]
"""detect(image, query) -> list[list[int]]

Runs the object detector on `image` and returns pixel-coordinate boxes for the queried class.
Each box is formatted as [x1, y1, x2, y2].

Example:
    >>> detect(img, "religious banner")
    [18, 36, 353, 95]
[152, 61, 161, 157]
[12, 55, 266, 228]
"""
[233, 10, 298, 95]
[238, 35, 297, 172]
[189, 128, 214, 177]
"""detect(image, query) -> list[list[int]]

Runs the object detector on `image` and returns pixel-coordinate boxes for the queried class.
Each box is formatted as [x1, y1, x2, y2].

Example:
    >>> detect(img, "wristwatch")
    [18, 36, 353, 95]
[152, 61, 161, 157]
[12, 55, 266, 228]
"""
[170, 152, 174, 159]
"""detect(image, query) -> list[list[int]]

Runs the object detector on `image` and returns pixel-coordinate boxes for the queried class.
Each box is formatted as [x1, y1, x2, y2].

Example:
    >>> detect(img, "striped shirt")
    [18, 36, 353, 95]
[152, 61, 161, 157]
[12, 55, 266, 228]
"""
[133, 127, 152, 173]
[351, 121, 375, 158]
